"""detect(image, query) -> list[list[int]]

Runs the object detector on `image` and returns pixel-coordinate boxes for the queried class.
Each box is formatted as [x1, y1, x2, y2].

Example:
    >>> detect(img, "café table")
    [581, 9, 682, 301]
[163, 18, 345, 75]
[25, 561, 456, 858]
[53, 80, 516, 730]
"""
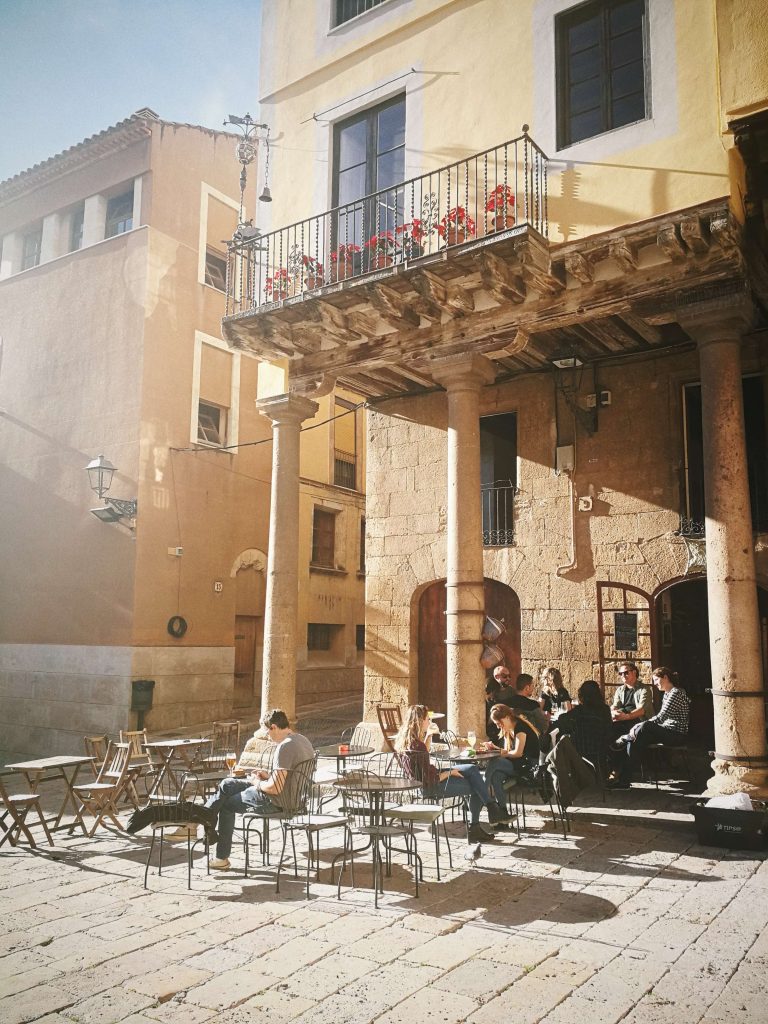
[315, 742, 374, 775]
[439, 747, 499, 765]
[6, 755, 95, 833]
[143, 738, 211, 801]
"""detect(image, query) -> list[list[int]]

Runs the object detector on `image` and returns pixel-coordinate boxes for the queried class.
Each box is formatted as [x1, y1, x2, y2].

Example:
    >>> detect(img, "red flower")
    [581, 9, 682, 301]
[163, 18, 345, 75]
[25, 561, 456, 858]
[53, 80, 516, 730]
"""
[265, 268, 291, 297]
[330, 244, 360, 262]
[364, 231, 396, 253]
[396, 219, 426, 243]
[485, 185, 516, 213]
[436, 207, 476, 239]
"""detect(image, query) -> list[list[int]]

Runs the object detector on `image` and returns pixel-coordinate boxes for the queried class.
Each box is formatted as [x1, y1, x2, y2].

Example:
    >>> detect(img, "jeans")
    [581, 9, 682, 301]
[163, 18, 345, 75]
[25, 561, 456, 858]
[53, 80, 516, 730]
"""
[205, 777, 280, 859]
[486, 755, 524, 805]
[616, 721, 686, 784]
[425, 763, 491, 824]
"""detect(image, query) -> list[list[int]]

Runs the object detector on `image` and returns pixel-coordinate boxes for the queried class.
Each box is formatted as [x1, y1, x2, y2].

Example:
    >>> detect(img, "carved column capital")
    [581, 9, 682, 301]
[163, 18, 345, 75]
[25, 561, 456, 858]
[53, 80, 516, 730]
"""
[676, 287, 754, 347]
[430, 352, 496, 391]
[256, 392, 319, 426]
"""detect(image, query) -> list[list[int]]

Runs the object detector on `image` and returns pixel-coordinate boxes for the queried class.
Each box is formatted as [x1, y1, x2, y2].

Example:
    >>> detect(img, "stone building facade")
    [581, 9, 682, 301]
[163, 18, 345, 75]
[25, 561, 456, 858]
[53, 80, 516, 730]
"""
[224, 0, 768, 794]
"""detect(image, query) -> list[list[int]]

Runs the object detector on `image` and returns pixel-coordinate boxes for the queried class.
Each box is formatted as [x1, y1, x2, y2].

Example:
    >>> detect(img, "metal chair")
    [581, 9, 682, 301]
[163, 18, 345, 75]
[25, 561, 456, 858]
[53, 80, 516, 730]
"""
[140, 760, 210, 889]
[0, 773, 54, 849]
[72, 741, 133, 837]
[336, 769, 420, 909]
[275, 758, 347, 897]
[500, 759, 569, 839]
[195, 721, 242, 797]
[242, 756, 317, 875]
[644, 740, 692, 789]
[386, 751, 447, 878]
[376, 704, 403, 752]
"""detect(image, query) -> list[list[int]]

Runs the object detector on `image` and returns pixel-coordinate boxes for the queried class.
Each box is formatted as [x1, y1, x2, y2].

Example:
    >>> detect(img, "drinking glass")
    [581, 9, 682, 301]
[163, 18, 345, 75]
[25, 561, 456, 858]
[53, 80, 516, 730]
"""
[225, 751, 236, 772]
[467, 730, 477, 749]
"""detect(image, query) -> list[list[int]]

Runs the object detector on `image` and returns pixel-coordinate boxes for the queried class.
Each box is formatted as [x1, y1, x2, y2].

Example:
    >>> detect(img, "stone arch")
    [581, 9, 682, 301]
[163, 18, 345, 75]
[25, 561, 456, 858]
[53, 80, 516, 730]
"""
[230, 548, 267, 577]
[413, 577, 521, 712]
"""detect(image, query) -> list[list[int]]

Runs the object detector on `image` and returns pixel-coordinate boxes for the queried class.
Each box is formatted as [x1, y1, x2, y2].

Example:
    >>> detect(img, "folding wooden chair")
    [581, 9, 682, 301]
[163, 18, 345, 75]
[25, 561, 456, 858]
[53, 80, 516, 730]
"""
[376, 704, 403, 752]
[118, 729, 153, 807]
[0, 774, 53, 849]
[84, 735, 109, 778]
[72, 741, 132, 836]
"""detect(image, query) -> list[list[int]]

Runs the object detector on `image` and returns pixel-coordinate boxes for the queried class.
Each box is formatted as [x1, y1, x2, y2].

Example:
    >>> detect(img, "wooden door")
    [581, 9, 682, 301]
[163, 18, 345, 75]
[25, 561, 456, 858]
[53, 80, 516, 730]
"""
[234, 615, 258, 707]
[596, 581, 654, 701]
[417, 579, 521, 712]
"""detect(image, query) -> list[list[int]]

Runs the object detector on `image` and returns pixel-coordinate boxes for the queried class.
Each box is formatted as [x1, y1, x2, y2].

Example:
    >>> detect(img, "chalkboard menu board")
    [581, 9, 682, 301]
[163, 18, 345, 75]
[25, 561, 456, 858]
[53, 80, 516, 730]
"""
[614, 612, 638, 651]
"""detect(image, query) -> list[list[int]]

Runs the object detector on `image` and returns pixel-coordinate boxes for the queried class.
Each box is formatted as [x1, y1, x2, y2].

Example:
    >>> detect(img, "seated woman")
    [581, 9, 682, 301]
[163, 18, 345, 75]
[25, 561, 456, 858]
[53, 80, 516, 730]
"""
[485, 704, 542, 819]
[556, 680, 613, 779]
[393, 705, 504, 843]
[539, 667, 573, 718]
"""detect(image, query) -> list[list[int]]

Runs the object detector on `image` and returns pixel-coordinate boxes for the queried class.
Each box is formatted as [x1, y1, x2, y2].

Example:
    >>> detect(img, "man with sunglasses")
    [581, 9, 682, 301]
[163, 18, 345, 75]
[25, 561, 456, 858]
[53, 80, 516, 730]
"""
[205, 708, 314, 870]
[610, 662, 654, 741]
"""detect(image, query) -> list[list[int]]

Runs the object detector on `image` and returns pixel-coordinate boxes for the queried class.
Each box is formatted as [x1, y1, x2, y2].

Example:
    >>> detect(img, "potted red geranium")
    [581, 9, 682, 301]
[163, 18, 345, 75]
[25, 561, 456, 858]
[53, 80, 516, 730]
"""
[301, 254, 324, 289]
[364, 231, 397, 270]
[396, 218, 427, 259]
[485, 184, 516, 231]
[265, 268, 292, 301]
[436, 207, 476, 246]
[330, 243, 360, 282]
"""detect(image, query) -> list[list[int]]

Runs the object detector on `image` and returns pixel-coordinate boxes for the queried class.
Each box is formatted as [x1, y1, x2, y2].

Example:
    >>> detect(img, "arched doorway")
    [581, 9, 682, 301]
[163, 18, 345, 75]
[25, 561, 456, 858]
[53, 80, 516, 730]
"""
[653, 578, 768, 748]
[416, 578, 521, 712]
[231, 549, 267, 709]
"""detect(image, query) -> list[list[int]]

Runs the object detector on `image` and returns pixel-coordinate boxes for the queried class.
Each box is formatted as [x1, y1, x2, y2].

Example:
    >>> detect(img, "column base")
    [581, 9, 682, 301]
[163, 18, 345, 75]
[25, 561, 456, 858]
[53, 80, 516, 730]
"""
[704, 759, 768, 798]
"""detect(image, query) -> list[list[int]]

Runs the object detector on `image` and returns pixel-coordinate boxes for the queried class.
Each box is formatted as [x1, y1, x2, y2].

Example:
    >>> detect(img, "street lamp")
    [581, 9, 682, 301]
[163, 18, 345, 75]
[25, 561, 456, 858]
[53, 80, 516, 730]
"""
[85, 454, 137, 525]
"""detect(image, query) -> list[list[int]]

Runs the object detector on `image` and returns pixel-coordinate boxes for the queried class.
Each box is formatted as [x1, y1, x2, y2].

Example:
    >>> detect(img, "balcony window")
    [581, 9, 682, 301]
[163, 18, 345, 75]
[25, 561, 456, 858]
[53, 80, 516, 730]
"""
[197, 401, 227, 446]
[556, 0, 648, 148]
[21, 226, 42, 270]
[311, 507, 337, 567]
[682, 377, 768, 536]
[332, 95, 405, 261]
[334, 0, 387, 27]
[204, 247, 228, 291]
[481, 413, 517, 546]
[105, 190, 134, 238]
[333, 397, 358, 488]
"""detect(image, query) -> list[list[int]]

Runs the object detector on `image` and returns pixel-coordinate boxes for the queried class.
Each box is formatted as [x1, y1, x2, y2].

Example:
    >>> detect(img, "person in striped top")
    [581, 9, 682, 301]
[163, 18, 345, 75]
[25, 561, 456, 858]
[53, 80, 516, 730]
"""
[608, 667, 690, 789]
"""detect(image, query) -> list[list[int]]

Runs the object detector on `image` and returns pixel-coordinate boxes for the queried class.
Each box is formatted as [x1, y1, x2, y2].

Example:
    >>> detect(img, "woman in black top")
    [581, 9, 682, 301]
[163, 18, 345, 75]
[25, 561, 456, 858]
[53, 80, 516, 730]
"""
[484, 703, 542, 808]
[539, 667, 572, 717]
[556, 680, 612, 777]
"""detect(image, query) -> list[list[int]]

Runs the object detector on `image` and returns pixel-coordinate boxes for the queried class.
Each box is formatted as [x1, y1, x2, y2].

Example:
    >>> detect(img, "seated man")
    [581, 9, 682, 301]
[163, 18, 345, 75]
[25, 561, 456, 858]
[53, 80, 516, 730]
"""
[485, 666, 516, 743]
[205, 708, 315, 869]
[507, 673, 550, 737]
[609, 667, 690, 789]
[611, 662, 654, 740]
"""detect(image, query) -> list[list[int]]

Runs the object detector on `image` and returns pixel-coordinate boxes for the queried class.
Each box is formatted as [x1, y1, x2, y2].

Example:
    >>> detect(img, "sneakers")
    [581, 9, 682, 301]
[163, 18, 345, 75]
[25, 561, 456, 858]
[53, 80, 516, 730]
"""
[486, 800, 504, 825]
[209, 857, 231, 870]
[468, 824, 497, 843]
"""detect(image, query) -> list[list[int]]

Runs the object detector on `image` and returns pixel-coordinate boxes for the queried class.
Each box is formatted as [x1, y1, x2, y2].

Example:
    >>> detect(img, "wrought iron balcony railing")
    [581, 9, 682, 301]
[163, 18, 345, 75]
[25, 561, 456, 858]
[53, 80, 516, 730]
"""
[482, 480, 516, 547]
[226, 128, 548, 316]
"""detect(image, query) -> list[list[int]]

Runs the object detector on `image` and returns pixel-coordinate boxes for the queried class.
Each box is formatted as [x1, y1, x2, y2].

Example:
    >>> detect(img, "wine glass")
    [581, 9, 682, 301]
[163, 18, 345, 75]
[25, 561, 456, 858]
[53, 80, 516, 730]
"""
[225, 751, 236, 772]
[467, 730, 477, 750]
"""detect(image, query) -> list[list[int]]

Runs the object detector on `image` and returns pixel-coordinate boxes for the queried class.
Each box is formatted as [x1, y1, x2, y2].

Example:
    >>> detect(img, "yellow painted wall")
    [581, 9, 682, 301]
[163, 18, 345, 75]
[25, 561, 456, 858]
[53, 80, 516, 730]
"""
[257, 0, 767, 247]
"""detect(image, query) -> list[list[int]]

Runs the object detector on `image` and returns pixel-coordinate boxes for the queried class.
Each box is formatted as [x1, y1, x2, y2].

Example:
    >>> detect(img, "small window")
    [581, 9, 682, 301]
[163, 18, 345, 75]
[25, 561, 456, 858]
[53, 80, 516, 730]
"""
[197, 401, 227, 446]
[556, 0, 648, 149]
[334, 0, 387, 26]
[105, 190, 134, 238]
[311, 508, 337, 567]
[21, 226, 42, 270]
[356, 624, 365, 651]
[359, 517, 366, 573]
[69, 204, 85, 253]
[204, 247, 228, 291]
[307, 623, 332, 650]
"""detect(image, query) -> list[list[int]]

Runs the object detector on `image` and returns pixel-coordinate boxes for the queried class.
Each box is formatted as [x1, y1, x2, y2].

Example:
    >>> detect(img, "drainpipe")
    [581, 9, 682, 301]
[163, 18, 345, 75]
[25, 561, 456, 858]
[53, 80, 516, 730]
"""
[556, 467, 578, 576]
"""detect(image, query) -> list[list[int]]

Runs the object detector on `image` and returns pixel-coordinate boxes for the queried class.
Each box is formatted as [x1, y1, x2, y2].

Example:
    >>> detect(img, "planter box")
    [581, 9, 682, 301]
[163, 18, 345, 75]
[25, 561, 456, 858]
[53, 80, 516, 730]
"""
[691, 800, 768, 850]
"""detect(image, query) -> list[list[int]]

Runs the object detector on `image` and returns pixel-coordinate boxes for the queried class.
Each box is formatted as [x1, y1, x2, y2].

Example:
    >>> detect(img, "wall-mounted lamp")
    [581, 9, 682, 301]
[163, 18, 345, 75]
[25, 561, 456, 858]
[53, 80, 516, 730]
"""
[85, 454, 137, 525]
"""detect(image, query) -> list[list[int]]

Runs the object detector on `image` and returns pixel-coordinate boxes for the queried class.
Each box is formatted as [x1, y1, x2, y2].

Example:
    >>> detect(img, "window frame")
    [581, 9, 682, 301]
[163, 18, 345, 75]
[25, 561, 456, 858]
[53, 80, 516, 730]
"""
[555, 0, 649, 150]
[204, 246, 228, 291]
[311, 507, 338, 568]
[21, 225, 42, 270]
[105, 189, 134, 238]
[332, 0, 389, 29]
[197, 400, 228, 448]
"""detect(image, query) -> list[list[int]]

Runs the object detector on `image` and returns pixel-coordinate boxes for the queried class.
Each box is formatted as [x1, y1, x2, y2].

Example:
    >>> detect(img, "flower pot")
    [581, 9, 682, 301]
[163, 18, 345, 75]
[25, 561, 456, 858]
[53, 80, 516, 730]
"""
[489, 209, 516, 232]
[304, 274, 323, 290]
[443, 226, 471, 246]
[369, 253, 393, 270]
[331, 261, 355, 282]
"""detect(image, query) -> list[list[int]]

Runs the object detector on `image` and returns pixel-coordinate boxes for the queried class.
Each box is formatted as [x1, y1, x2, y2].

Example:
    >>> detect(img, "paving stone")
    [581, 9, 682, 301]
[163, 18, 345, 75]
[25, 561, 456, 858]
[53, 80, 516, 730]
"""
[144, 1002, 217, 1024]
[376, 985, 478, 1023]
[344, 925, 428, 963]
[432, 957, 524, 1000]
[291, 962, 442, 1024]
[402, 924, 497, 969]
[59, 985, 156, 1024]
[0, 964, 64, 999]
[185, 966, 277, 1010]
[240, 989, 317, 1021]
[257, 936, 339, 979]
[0, 984, 75, 1024]
[125, 964, 211, 1000]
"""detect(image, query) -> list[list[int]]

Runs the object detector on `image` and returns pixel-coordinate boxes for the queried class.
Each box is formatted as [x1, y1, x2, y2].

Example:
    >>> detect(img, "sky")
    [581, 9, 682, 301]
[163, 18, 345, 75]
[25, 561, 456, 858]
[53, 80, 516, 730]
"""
[0, 0, 263, 182]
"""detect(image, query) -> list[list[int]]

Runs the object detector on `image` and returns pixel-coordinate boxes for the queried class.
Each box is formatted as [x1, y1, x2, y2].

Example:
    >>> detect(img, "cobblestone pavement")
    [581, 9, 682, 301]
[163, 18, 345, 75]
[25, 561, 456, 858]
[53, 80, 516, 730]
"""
[1, 784, 766, 1024]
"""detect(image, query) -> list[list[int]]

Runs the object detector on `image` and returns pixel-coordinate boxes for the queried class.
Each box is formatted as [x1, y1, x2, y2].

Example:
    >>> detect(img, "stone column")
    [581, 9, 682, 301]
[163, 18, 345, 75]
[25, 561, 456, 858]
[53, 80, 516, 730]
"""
[82, 194, 107, 247]
[256, 392, 318, 725]
[431, 353, 496, 738]
[680, 295, 768, 795]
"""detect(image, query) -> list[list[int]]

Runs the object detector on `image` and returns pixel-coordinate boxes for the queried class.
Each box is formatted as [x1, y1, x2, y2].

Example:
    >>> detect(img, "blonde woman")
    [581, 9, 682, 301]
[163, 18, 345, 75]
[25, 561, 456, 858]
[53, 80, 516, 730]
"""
[485, 703, 542, 812]
[393, 705, 504, 843]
